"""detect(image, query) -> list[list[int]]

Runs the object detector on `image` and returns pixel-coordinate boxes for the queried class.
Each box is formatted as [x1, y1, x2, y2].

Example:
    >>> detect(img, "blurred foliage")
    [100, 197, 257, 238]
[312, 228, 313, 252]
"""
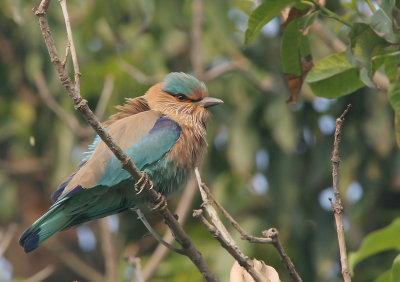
[1, 0, 400, 281]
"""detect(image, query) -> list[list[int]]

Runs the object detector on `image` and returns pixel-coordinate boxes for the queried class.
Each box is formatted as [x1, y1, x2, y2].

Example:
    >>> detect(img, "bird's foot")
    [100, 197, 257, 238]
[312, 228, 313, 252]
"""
[150, 192, 167, 212]
[135, 173, 153, 194]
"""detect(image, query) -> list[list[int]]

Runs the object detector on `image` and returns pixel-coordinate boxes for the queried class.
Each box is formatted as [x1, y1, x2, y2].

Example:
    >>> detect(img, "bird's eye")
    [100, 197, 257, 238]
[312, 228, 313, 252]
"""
[177, 94, 187, 101]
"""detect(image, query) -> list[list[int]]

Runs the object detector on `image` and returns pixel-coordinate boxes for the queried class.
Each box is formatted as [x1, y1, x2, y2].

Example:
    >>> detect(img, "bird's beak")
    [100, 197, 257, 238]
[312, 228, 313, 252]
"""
[196, 97, 224, 108]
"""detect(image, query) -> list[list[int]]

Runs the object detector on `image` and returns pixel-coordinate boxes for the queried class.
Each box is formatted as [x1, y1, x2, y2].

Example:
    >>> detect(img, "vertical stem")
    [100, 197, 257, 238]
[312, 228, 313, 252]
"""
[191, 0, 204, 79]
[59, 0, 81, 92]
[99, 218, 117, 282]
[330, 105, 352, 282]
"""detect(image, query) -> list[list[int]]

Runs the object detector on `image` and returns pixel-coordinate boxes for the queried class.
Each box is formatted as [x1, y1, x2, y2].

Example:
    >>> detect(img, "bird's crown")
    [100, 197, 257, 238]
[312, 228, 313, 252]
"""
[162, 72, 208, 99]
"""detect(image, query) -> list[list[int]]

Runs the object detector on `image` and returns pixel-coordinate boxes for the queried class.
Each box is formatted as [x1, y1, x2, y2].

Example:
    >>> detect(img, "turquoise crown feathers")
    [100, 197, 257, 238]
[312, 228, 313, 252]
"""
[162, 72, 208, 98]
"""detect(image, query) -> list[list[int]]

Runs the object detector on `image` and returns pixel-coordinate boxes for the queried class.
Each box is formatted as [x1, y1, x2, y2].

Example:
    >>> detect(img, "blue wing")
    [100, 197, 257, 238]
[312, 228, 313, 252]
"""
[97, 116, 181, 187]
[20, 113, 181, 253]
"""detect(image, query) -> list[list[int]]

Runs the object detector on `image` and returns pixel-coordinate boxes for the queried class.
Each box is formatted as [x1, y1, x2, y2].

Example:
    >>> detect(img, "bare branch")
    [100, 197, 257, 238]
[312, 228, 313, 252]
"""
[95, 74, 115, 121]
[0, 223, 17, 257]
[0, 157, 50, 175]
[142, 177, 198, 281]
[194, 168, 265, 282]
[125, 253, 144, 282]
[61, 43, 70, 67]
[195, 168, 303, 282]
[191, 0, 204, 78]
[25, 265, 55, 282]
[99, 218, 117, 282]
[44, 239, 106, 282]
[119, 61, 161, 85]
[34, 71, 90, 138]
[263, 229, 302, 282]
[34, 2, 218, 280]
[131, 207, 185, 254]
[330, 104, 352, 282]
[193, 209, 264, 282]
[59, 0, 81, 91]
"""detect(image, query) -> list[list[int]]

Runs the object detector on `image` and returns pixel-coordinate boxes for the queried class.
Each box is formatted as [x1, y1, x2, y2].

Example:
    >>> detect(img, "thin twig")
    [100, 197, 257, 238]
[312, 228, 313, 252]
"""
[330, 104, 352, 282]
[198, 178, 272, 244]
[193, 210, 264, 282]
[191, 0, 204, 79]
[142, 177, 198, 281]
[195, 168, 303, 282]
[119, 61, 161, 85]
[125, 253, 144, 282]
[34, 72, 90, 138]
[132, 207, 185, 254]
[44, 239, 106, 282]
[0, 223, 17, 257]
[99, 218, 117, 282]
[194, 168, 265, 282]
[263, 229, 302, 282]
[25, 265, 55, 282]
[61, 43, 70, 67]
[95, 74, 115, 120]
[34, 2, 218, 280]
[59, 0, 81, 92]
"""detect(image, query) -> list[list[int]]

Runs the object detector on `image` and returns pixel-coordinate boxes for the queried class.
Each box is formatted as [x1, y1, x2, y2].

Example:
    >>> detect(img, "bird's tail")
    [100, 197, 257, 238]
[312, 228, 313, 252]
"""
[19, 202, 76, 253]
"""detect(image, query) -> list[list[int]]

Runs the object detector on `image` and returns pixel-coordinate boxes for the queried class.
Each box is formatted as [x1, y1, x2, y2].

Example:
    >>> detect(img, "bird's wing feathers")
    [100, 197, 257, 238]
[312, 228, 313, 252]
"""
[54, 110, 180, 201]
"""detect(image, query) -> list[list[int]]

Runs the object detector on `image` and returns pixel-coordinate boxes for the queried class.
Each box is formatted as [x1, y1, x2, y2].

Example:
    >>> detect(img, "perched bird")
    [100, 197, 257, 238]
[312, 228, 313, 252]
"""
[20, 72, 223, 253]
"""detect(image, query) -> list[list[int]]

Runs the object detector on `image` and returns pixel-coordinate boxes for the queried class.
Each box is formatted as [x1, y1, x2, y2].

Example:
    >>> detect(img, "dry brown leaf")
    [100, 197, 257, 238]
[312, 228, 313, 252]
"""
[230, 259, 281, 282]
[281, 7, 310, 29]
[285, 55, 314, 104]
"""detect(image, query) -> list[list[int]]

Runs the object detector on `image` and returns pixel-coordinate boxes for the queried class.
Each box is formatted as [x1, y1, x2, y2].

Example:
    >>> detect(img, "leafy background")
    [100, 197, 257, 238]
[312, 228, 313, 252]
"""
[1, 0, 400, 281]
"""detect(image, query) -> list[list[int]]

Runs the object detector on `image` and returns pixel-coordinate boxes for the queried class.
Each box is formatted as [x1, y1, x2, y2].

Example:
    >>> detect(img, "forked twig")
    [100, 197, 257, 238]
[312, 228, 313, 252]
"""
[194, 168, 266, 282]
[194, 168, 303, 282]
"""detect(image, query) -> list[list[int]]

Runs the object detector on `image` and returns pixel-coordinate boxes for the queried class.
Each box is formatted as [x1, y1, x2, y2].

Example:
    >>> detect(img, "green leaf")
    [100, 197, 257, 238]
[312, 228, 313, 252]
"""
[391, 254, 400, 282]
[305, 52, 364, 98]
[367, 0, 400, 44]
[389, 81, 400, 115]
[245, 0, 294, 44]
[395, 113, 400, 148]
[281, 19, 302, 76]
[375, 270, 391, 282]
[348, 23, 388, 87]
[377, 254, 400, 282]
[349, 218, 400, 274]
[298, 11, 320, 32]
[384, 51, 400, 82]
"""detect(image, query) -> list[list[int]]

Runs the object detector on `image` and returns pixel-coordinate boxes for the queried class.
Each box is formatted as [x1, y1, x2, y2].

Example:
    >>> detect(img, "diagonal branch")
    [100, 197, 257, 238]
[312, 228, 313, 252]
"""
[194, 168, 303, 282]
[34, 71, 90, 138]
[142, 177, 198, 281]
[34, 1, 218, 280]
[131, 207, 185, 254]
[194, 168, 265, 282]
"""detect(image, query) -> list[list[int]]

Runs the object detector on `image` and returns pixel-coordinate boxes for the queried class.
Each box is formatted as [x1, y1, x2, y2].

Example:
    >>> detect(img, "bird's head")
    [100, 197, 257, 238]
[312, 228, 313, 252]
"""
[145, 72, 223, 128]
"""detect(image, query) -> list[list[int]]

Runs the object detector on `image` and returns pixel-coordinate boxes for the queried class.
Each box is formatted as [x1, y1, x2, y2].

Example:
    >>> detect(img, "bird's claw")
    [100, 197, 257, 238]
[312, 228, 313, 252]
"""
[135, 173, 152, 194]
[150, 192, 167, 212]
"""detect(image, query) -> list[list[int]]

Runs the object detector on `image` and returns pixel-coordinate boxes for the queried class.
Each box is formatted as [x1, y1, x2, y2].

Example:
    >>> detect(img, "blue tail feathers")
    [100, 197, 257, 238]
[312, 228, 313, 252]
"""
[19, 228, 41, 253]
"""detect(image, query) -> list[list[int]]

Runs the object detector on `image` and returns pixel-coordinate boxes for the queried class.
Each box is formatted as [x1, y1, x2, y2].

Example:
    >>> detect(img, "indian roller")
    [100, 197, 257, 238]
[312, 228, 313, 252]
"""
[19, 72, 223, 253]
